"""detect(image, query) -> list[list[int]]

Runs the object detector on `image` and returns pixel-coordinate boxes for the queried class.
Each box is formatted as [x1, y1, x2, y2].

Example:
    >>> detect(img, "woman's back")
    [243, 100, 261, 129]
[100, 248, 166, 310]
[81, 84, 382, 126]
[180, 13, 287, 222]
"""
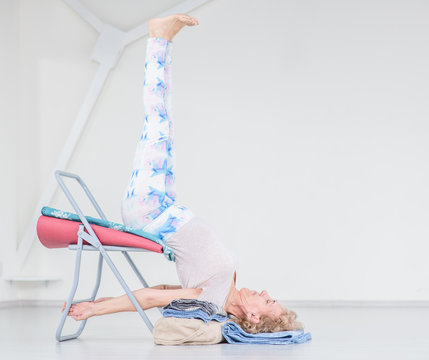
[165, 217, 236, 310]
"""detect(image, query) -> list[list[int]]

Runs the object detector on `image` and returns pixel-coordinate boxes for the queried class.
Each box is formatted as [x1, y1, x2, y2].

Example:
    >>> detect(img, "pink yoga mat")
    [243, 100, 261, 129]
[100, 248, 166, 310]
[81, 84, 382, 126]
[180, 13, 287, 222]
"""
[37, 215, 163, 253]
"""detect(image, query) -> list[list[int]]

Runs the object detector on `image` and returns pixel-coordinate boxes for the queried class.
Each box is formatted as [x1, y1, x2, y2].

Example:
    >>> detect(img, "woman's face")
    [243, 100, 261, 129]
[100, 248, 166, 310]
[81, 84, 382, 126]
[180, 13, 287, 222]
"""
[239, 288, 284, 323]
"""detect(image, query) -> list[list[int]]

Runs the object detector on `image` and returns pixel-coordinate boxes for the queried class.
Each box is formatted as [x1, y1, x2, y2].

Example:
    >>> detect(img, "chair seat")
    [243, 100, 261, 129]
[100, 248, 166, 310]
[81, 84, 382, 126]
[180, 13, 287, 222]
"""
[68, 244, 151, 252]
[37, 215, 163, 253]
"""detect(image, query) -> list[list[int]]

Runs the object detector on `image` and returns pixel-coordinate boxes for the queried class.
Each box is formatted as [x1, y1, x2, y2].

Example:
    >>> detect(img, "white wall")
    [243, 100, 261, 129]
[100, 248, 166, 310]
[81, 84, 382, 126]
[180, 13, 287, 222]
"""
[2, 0, 429, 303]
[0, 0, 19, 301]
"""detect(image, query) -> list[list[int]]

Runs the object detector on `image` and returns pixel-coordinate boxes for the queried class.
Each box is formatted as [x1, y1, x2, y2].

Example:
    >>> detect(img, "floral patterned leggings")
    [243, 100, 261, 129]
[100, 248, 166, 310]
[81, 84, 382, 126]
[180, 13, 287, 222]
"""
[121, 37, 195, 240]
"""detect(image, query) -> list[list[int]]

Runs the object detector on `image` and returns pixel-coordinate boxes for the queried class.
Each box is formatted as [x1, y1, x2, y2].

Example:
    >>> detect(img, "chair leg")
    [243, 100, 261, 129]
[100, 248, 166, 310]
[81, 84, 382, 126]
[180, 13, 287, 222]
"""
[56, 235, 104, 341]
[122, 251, 149, 288]
[56, 239, 88, 342]
[100, 248, 154, 332]
[89, 252, 103, 300]
[122, 251, 163, 314]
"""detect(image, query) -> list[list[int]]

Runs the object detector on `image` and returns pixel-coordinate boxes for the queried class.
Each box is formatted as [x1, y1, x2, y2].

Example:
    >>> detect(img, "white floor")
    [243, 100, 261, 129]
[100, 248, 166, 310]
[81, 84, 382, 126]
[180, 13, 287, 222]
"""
[1, 305, 428, 360]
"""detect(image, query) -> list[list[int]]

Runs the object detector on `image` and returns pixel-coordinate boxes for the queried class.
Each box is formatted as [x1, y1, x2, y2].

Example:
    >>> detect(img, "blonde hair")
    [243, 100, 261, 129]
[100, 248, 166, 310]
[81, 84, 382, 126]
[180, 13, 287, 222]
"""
[231, 308, 303, 334]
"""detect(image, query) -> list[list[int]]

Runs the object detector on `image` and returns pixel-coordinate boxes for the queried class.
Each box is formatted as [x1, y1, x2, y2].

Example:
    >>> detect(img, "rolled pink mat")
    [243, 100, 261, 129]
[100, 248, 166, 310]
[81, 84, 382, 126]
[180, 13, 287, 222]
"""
[37, 215, 163, 253]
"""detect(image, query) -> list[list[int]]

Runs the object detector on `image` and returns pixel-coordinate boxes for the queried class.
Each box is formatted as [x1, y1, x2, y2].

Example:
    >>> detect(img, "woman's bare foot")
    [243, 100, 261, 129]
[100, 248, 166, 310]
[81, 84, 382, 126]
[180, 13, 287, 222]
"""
[148, 14, 199, 42]
[62, 297, 113, 320]
[67, 301, 96, 321]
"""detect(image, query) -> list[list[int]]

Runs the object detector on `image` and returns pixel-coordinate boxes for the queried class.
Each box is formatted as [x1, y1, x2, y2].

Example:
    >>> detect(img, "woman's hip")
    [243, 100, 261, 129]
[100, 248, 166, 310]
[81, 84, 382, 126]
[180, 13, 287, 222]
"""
[121, 197, 195, 240]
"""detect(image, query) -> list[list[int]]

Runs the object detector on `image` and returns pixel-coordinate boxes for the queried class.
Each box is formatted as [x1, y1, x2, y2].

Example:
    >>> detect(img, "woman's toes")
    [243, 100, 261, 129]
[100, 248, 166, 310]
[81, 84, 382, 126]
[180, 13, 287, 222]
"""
[178, 17, 191, 25]
[177, 14, 198, 26]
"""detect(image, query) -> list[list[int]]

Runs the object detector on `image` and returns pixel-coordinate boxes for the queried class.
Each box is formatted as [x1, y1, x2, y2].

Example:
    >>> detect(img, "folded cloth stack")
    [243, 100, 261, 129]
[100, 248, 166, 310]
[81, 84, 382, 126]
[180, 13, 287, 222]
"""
[162, 299, 229, 323]
[155, 299, 312, 345]
[222, 321, 312, 345]
[154, 299, 228, 345]
[164, 299, 219, 314]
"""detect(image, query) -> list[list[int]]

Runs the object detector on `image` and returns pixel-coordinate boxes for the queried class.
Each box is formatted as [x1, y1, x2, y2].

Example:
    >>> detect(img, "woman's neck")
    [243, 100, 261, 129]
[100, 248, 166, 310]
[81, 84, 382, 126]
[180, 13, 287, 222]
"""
[224, 284, 246, 319]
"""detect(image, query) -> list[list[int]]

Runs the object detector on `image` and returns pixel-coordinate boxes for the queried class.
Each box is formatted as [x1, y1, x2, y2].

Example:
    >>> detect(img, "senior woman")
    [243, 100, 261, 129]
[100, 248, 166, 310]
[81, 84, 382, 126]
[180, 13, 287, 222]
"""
[66, 14, 302, 334]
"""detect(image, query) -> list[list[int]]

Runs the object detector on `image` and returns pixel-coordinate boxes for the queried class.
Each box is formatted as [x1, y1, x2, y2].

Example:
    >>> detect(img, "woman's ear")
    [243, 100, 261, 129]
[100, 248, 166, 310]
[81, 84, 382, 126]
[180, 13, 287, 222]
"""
[247, 312, 260, 324]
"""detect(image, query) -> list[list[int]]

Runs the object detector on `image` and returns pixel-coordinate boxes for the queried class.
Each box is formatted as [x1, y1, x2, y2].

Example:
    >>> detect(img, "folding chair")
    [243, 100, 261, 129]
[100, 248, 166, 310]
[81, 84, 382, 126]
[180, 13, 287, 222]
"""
[36, 170, 169, 341]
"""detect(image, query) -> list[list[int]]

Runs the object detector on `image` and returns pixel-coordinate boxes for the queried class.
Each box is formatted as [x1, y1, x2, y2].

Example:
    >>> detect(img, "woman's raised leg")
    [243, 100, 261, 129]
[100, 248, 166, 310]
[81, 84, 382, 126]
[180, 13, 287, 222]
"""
[121, 15, 199, 237]
[121, 37, 173, 229]
[164, 41, 176, 202]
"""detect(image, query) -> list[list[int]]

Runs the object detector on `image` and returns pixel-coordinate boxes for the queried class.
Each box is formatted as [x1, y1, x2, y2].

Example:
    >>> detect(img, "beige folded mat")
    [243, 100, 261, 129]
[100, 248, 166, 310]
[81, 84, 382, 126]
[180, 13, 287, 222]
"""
[153, 317, 226, 345]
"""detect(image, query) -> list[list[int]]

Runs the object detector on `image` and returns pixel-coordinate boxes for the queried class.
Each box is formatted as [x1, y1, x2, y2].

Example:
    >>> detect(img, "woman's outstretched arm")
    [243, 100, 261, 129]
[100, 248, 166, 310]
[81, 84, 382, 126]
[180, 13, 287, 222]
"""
[67, 287, 201, 321]
[150, 284, 182, 290]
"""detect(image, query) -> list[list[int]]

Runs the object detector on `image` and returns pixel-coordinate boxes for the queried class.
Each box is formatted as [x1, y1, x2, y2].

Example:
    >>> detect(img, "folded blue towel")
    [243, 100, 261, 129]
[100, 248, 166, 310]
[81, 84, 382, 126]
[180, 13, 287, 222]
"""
[41, 206, 175, 261]
[162, 308, 229, 323]
[222, 322, 312, 345]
